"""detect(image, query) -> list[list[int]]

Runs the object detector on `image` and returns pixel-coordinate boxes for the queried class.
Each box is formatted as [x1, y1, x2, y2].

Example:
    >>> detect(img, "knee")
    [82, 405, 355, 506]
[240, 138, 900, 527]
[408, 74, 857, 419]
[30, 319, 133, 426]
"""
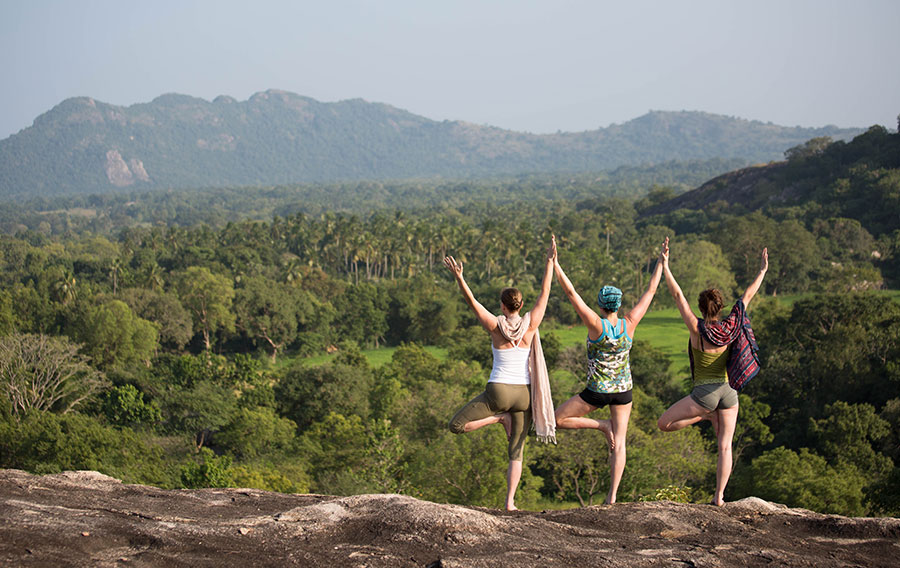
[448, 420, 465, 434]
[657, 418, 670, 432]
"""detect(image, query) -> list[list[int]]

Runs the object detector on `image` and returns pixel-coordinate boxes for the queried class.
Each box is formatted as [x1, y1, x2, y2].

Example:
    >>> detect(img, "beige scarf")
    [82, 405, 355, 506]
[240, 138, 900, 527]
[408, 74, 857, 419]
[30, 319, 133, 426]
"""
[497, 312, 557, 444]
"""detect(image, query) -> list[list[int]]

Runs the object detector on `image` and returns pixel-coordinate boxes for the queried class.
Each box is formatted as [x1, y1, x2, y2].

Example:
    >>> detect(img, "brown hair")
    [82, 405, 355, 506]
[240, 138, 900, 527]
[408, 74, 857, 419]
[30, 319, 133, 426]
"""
[698, 288, 724, 321]
[500, 287, 523, 312]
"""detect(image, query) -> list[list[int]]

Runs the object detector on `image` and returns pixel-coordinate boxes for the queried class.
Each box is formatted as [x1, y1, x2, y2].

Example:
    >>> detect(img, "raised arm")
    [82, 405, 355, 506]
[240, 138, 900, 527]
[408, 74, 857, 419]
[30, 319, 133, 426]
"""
[662, 242, 699, 335]
[528, 236, 557, 331]
[444, 256, 497, 332]
[625, 237, 667, 330]
[741, 248, 768, 307]
[554, 245, 600, 330]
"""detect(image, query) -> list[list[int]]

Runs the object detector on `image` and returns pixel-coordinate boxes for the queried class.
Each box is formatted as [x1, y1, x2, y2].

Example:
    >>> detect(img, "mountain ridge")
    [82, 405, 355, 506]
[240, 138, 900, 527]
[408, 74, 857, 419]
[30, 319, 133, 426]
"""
[0, 89, 862, 198]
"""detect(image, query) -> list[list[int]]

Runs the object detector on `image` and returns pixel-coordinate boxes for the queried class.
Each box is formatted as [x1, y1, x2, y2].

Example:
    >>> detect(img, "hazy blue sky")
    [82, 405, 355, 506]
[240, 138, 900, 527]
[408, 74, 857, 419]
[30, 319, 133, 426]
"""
[2, 0, 898, 139]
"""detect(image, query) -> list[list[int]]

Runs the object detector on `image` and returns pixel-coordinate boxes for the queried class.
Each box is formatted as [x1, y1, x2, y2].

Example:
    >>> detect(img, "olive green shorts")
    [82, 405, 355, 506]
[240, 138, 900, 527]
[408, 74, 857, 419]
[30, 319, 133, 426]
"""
[690, 382, 739, 412]
[448, 382, 532, 461]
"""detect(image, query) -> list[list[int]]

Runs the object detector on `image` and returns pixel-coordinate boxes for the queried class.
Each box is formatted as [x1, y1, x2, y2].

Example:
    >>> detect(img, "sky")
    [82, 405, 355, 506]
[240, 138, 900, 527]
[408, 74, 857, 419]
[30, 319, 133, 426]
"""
[1, 0, 898, 140]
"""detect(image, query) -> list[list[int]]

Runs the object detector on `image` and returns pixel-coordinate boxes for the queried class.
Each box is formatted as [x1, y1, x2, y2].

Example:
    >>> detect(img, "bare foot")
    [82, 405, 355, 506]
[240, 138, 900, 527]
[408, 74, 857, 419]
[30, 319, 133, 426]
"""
[711, 498, 725, 507]
[506, 505, 518, 511]
[498, 413, 512, 440]
[597, 419, 616, 451]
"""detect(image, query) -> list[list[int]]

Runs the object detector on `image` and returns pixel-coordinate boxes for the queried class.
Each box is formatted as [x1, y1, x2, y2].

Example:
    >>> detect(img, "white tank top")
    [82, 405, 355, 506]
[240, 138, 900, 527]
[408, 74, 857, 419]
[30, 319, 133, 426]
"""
[489, 344, 531, 385]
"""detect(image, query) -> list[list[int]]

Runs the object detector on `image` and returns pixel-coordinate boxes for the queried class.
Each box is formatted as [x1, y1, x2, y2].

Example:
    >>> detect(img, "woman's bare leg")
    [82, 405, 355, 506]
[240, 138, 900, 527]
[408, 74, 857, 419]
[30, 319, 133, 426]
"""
[605, 402, 632, 504]
[712, 405, 739, 506]
[708, 410, 720, 436]
[506, 459, 523, 511]
[555, 394, 614, 449]
[657, 394, 711, 432]
[460, 414, 503, 432]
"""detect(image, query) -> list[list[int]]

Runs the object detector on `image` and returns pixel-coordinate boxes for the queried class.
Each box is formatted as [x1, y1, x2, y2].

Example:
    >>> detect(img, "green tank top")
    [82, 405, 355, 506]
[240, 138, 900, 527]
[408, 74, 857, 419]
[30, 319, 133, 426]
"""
[690, 343, 730, 387]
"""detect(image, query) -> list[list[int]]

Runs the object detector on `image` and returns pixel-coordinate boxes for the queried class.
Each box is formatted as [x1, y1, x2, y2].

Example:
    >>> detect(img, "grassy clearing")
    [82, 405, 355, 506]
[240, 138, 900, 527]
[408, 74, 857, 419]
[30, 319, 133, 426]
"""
[301, 345, 448, 369]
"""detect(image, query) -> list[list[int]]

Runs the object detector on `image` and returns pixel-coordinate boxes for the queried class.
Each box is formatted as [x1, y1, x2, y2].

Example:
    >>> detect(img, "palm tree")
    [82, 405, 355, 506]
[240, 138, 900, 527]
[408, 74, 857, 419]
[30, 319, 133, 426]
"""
[282, 257, 304, 286]
[108, 258, 123, 295]
[142, 263, 165, 291]
[602, 212, 615, 257]
[53, 270, 77, 306]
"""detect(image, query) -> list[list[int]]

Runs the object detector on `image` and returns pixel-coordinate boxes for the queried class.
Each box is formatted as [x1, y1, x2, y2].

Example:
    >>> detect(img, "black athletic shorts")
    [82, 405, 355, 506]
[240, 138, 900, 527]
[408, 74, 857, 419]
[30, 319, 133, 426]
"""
[578, 388, 633, 408]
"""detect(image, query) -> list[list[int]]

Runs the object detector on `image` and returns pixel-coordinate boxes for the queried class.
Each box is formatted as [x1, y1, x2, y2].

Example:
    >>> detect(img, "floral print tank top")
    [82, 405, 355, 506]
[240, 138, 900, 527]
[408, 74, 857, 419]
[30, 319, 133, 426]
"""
[586, 318, 633, 393]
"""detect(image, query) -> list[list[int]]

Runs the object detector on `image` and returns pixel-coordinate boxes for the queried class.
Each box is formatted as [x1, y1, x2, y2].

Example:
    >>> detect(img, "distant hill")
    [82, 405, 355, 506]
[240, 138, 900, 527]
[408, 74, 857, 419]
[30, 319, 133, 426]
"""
[641, 125, 900, 237]
[0, 89, 862, 199]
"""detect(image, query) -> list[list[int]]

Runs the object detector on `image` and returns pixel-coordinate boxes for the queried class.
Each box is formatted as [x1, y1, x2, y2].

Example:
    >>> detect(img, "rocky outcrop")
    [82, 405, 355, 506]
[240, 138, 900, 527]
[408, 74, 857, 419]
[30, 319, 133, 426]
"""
[2, 469, 897, 567]
[104, 150, 150, 186]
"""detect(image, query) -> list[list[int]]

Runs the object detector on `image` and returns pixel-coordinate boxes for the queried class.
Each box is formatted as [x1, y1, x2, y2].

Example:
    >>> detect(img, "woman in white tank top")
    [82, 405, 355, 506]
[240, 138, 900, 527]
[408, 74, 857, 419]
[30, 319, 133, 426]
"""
[489, 342, 531, 384]
[444, 237, 556, 511]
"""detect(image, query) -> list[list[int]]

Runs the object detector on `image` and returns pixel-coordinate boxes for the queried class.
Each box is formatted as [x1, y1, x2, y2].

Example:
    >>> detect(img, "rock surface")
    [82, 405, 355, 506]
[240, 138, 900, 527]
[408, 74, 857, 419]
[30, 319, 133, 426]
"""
[2, 469, 898, 567]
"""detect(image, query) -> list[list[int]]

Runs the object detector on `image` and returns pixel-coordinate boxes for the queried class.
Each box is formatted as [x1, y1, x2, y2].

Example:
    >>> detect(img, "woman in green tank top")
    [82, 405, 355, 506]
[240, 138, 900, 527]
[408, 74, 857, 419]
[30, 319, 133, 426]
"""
[657, 241, 768, 506]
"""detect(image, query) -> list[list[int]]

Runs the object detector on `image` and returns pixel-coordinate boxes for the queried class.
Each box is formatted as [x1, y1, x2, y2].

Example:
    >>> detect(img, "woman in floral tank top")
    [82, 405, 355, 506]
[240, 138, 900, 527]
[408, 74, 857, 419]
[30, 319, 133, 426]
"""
[586, 317, 633, 394]
[553, 237, 667, 505]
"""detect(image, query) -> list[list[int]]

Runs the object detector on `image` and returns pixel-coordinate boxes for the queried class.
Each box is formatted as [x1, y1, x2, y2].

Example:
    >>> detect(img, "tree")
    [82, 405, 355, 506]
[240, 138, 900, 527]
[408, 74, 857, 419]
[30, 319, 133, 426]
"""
[174, 266, 236, 351]
[354, 419, 411, 494]
[0, 289, 17, 335]
[52, 269, 77, 306]
[162, 380, 237, 450]
[233, 276, 300, 363]
[108, 257, 124, 295]
[119, 287, 193, 350]
[296, 412, 370, 494]
[0, 333, 106, 418]
[785, 136, 832, 162]
[103, 384, 161, 428]
[332, 282, 389, 348]
[754, 293, 900, 444]
[768, 219, 818, 294]
[180, 447, 234, 489]
[0, 411, 171, 487]
[809, 401, 892, 478]
[275, 361, 373, 430]
[665, 237, 737, 307]
[69, 299, 158, 371]
[712, 213, 776, 289]
[215, 407, 297, 459]
[444, 326, 493, 371]
[735, 447, 867, 516]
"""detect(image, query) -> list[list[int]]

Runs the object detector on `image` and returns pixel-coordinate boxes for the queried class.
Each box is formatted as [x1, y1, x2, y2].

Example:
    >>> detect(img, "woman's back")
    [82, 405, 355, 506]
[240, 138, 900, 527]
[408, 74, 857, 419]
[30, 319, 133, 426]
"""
[586, 318, 633, 393]
[490, 344, 531, 384]
[690, 343, 730, 386]
[490, 312, 538, 349]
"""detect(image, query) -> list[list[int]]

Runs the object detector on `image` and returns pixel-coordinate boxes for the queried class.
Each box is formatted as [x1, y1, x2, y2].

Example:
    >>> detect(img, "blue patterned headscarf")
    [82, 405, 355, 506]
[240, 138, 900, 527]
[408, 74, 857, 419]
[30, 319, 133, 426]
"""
[597, 285, 622, 312]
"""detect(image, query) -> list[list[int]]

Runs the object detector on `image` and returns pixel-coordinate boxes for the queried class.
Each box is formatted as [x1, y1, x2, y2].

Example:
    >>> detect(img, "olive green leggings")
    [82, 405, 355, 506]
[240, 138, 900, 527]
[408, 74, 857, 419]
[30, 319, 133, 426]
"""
[448, 383, 532, 461]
